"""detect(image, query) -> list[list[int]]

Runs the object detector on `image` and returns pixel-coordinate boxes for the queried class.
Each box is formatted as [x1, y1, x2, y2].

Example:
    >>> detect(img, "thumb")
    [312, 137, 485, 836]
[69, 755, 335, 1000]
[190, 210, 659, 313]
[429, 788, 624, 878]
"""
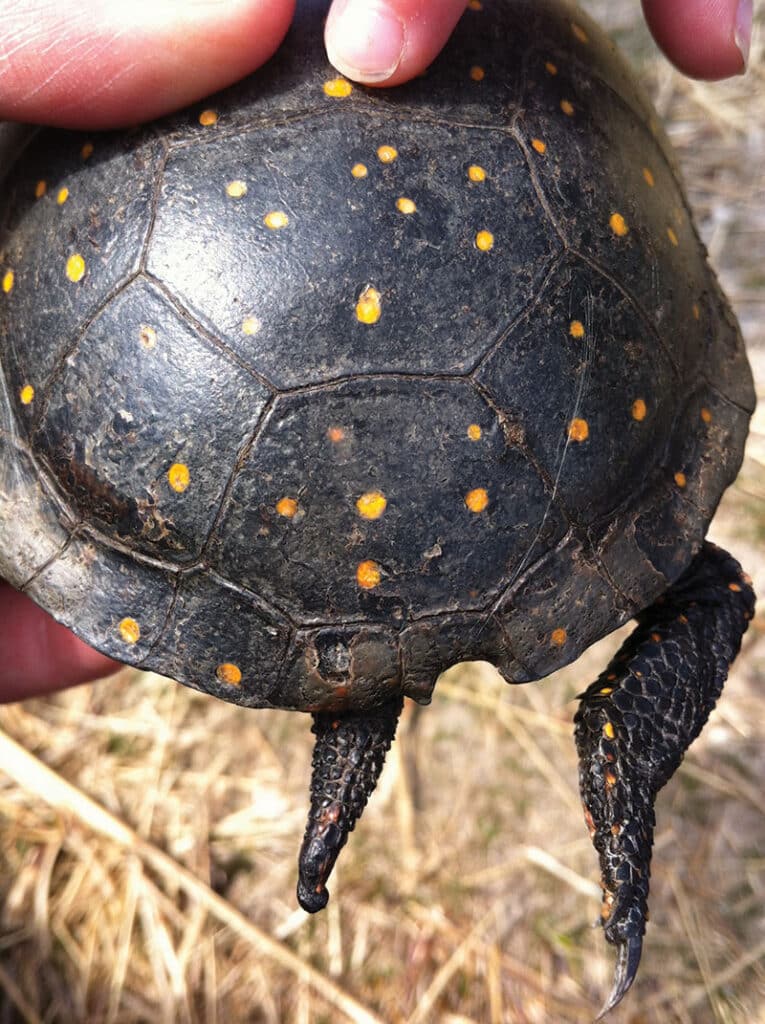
[642, 0, 752, 79]
[325, 0, 468, 86]
[0, 0, 295, 129]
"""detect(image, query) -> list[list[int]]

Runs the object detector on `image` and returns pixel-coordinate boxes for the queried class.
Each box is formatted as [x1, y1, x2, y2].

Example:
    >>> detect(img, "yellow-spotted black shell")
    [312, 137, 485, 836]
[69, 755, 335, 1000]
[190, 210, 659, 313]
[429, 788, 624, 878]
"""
[0, 0, 754, 712]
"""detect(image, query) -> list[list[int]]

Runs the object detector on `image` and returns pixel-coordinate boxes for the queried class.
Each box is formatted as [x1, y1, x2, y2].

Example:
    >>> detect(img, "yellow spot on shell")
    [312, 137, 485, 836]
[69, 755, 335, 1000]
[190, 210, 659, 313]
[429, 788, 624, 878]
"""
[2, 270, 14, 293]
[465, 487, 489, 513]
[667, 227, 679, 246]
[643, 167, 655, 187]
[545, 61, 558, 75]
[356, 491, 387, 519]
[674, 471, 687, 488]
[57, 187, 69, 205]
[396, 197, 416, 214]
[139, 325, 157, 349]
[199, 109, 218, 126]
[66, 254, 86, 282]
[560, 99, 575, 116]
[475, 230, 494, 251]
[81, 141, 94, 160]
[605, 770, 617, 790]
[631, 398, 647, 422]
[550, 627, 567, 647]
[357, 560, 382, 589]
[351, 163, 368, 178]
[226, 179, 247, 198]
[571, 22, 589, 43]
[609, 212, 629, 237]
[323, 77, 353, 98]
[35, 180, 47, 198]
[168, 462, 190, 493]
[216, 662, 242, 686]
[264, 210, 289, 229]
[568, 418, 589, 442]
[700, 407, 712, 424]
[468, 164, 486, 182]
[569, 319, 585, 339]
[467, 423, 482, 441]
[327, 426, 345, 443]
[356, 285, 381, 324]
[603, 721, 615, 740]
[729, 582, 742, 593]
[242, 316, 261, 335]
[532, 138, 546, 155]
[276, 496, 298, 518]
[119, 617, 141, 645]
[468, 0, 482, 9]
[693, 303, 701, 320]
[377, 145, 398, 163]
[470, 65, 485, 81]
[19, 384, 34, 405]
[599, 686, 614, 695]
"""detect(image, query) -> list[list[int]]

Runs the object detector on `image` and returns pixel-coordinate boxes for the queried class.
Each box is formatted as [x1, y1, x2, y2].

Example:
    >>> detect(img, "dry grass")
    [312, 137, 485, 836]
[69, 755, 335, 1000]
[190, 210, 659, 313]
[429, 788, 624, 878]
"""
[1, 5, 764, 1023]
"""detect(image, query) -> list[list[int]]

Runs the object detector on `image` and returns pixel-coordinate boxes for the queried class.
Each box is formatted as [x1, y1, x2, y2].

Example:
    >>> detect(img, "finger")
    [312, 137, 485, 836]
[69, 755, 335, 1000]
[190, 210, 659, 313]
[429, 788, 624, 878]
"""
[325, 0, 468, 86]
[0, 0, 295, 129]
[642, 0, 751, 79]
[0, 583, 119, 702]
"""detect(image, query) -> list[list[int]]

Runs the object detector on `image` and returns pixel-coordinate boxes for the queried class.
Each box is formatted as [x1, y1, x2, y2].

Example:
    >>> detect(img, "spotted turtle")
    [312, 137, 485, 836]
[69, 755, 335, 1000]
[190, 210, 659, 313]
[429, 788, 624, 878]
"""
[0, 0, 755, 1013]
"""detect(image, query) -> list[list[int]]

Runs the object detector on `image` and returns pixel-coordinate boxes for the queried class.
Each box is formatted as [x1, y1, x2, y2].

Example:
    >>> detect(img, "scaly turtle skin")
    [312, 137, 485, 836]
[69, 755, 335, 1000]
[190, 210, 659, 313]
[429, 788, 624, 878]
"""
[0, 0, 755, 1012]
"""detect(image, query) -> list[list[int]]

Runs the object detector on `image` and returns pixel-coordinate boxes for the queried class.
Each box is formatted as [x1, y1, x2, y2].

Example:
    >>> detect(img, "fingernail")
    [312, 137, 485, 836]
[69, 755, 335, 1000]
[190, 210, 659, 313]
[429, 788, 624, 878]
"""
[326, 0, 405, 83]
[735, 0, 752, 71]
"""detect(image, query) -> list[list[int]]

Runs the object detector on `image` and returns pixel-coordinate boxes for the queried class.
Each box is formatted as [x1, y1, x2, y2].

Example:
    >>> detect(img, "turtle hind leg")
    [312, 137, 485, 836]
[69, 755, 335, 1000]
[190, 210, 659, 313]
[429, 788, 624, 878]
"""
[574, 542, 754, 1017]
[297, 695, 403, 913]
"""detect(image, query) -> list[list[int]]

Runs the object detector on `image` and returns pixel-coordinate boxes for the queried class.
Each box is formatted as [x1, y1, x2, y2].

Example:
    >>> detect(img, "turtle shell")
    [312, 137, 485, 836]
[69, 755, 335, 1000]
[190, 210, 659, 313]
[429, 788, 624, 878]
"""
[0, 0, 754, 712]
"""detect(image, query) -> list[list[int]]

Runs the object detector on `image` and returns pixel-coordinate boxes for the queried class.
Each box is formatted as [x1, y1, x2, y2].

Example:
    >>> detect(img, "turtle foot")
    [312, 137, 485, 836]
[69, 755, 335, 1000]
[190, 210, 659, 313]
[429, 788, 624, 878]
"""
[297, 696, 403, 913]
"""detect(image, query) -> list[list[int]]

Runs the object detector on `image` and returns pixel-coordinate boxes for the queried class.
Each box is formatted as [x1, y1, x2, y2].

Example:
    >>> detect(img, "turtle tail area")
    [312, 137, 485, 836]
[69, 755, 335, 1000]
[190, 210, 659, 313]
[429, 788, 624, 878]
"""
[297, 695, 403, 913]
[574, 542, 755, 1017]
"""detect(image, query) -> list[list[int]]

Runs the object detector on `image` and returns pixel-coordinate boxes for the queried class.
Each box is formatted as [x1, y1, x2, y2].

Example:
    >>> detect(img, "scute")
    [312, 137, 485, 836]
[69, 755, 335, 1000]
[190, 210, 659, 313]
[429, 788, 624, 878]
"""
[497, 534, 627, 677]
[0, 131, 161, 411]
[141, 571, 292, 708]
[28, 534, 175, 664]
[207, 377, 567, 624]
[148, 117, 558, 387]
[476, 256, 677, 521]
[32, 278, 270, 563]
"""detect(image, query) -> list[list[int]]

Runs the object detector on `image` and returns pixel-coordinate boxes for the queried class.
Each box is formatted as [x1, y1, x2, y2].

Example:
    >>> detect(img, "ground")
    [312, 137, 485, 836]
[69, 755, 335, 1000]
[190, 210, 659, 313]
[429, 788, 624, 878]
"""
[0, 3, 763, 1022]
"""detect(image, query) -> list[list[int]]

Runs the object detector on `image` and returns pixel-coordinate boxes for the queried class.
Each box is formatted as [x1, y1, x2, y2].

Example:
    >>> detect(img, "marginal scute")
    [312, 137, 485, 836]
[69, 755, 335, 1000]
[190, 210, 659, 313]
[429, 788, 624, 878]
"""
[280, 627, 400, 711]
[144, 572, 291, 708]
[401, 613, 530, 704]
[28, 534, 174, 662]
[0, 443, 71, 588]
[498, 536, 628, 678]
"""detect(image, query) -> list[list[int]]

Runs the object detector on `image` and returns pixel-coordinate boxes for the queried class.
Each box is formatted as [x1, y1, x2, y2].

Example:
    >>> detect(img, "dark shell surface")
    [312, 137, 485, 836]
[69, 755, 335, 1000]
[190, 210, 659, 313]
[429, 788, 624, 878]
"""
[0, 0, 754, 712]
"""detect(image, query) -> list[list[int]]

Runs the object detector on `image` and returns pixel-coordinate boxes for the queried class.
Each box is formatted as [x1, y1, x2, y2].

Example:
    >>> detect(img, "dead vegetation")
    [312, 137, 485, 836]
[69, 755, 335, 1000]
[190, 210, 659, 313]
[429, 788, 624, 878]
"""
[1, 4, 764, 1022]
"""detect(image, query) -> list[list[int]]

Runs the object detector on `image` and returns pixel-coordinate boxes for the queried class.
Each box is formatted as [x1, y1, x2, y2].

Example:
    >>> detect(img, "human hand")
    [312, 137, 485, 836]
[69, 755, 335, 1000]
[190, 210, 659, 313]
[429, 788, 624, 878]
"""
[0, 0, 752, 129]
[0, 0, 752, 701]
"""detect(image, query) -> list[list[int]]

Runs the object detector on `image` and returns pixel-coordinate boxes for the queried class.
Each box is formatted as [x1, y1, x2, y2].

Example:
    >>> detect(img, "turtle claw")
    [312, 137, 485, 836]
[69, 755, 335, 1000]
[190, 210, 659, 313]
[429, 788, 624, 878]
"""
[595, 936, 643, 1020]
